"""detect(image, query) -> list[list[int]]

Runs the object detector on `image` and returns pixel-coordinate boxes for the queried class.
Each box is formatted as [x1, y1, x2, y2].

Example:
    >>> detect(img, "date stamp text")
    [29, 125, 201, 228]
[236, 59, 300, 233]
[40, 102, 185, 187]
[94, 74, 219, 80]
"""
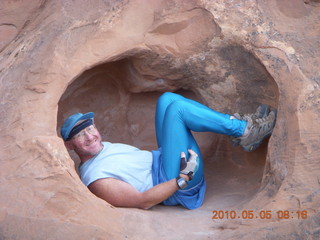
[212, 210, 308, 220]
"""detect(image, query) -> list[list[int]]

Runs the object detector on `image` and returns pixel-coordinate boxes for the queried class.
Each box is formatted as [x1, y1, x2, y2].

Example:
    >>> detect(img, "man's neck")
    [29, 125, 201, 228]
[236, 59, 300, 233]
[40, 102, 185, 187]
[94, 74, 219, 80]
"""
[80, 155, 94, 163]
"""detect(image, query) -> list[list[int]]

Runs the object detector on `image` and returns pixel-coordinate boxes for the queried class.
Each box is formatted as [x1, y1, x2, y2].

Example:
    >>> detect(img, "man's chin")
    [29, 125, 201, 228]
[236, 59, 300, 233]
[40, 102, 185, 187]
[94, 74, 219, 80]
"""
[88, 143, 103, 155]
[75, 142, 103, 161]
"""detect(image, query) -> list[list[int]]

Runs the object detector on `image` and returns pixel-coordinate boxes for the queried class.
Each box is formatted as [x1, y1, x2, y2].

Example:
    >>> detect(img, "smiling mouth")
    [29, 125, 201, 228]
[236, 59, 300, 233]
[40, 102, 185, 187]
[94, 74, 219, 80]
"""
[86, 138, 98, 147]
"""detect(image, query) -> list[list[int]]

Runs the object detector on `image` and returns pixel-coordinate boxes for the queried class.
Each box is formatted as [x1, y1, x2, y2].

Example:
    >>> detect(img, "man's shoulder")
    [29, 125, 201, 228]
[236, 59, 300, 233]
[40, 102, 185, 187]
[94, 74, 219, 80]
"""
[102, 142, 139, 152]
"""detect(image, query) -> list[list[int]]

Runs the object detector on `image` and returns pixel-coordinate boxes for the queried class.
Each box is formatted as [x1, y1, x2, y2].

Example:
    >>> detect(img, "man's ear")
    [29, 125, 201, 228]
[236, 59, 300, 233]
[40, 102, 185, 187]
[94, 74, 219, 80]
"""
[64, 141, 74, 150]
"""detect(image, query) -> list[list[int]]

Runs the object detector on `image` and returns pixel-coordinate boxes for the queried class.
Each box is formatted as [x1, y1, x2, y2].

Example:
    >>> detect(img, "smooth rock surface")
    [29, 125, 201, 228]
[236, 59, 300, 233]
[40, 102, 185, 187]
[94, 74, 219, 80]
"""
[0, 0, 319, 239]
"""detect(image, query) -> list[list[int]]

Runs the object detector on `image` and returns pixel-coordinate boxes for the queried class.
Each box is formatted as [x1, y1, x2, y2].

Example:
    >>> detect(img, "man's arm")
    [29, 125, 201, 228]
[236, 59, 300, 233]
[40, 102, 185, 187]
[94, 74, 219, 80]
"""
[88, 149, 199, 210]
[88, 174, 188, 210]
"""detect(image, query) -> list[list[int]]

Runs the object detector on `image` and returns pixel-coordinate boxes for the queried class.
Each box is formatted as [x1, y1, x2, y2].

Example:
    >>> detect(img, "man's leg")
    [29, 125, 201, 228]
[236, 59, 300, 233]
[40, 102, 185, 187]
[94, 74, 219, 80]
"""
[155, 92, 247, 188]
[155, 92, 240, 147]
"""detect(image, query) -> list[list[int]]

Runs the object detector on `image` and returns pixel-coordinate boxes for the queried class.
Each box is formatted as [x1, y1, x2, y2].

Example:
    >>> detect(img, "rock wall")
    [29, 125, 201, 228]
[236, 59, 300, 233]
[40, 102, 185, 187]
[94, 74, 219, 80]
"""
[0, 0, 319, 239]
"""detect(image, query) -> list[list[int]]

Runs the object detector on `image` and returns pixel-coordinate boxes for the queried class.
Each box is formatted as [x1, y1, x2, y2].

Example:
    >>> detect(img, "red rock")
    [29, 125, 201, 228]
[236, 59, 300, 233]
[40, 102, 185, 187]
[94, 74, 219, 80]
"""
[0, 0, 319, 239]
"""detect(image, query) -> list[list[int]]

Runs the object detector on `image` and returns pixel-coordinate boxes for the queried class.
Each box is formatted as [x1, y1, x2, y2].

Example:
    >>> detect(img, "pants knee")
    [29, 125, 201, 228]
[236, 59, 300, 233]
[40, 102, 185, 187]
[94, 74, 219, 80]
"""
[157, 92, 181, 109]
[166, 100, 187, 116]
[158, 92, 177, 103]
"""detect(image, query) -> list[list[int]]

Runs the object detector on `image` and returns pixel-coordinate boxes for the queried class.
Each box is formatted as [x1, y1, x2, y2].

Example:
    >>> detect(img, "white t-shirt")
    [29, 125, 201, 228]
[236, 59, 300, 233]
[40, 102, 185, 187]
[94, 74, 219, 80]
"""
[79, 142, 154, 192]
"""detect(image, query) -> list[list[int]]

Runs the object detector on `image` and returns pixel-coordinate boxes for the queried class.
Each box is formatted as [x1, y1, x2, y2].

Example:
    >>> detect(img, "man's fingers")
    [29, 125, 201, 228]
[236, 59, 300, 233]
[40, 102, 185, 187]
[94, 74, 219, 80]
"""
[180, 150, 200, 178]
[180, 152, 187, 170]
[188, 149, 198, 156]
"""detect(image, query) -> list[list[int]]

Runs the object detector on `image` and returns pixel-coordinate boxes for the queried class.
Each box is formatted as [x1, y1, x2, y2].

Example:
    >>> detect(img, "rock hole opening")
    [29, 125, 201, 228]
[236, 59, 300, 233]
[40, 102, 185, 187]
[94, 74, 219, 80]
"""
[57, 52, 279, 211]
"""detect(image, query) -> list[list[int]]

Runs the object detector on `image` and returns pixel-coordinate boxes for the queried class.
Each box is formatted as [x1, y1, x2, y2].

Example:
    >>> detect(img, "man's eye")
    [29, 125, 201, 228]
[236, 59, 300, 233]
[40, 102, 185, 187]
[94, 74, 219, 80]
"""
[77, 132, 84, 137]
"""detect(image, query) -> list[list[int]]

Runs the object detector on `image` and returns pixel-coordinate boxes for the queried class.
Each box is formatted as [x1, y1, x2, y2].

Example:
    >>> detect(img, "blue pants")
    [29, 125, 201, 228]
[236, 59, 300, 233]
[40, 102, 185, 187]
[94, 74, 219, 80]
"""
[155, 92, 246, 189]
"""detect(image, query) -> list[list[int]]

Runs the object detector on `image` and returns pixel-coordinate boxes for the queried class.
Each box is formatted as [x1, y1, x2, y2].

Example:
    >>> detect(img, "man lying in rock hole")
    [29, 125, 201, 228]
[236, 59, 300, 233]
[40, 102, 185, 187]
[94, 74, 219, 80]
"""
[61, 92, 277, 210]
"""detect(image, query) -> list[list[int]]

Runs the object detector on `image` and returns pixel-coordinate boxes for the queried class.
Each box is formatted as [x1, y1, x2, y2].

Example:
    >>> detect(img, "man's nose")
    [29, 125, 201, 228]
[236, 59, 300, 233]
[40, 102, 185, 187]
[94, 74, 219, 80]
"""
[84, 131, 95, 140]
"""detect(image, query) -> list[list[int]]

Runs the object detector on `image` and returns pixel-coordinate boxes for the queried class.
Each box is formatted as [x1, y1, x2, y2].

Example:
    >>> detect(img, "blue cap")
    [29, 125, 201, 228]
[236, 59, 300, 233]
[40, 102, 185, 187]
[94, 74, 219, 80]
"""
[60, 112, 94, 141]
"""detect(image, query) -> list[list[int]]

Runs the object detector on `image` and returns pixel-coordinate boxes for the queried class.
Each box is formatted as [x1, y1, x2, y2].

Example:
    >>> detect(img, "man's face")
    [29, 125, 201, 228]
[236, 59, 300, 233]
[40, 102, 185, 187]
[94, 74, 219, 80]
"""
[66, 124, 103, 161]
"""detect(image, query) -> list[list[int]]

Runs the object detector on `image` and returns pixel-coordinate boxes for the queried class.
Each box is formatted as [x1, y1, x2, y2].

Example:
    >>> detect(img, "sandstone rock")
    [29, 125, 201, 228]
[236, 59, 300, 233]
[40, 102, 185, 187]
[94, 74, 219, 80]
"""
[0, 0, 319, 239]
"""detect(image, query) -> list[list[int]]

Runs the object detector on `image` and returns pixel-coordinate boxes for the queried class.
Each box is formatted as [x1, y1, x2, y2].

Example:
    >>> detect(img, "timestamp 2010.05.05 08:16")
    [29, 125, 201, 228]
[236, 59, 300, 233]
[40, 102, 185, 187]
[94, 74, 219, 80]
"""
[212, 210, 308, 220]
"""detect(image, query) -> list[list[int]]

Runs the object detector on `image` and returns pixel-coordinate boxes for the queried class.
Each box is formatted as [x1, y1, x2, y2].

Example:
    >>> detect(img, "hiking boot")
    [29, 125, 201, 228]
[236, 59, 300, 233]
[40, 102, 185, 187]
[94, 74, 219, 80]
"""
[237, 109, 277, 152]
[230, 104, 270, 146]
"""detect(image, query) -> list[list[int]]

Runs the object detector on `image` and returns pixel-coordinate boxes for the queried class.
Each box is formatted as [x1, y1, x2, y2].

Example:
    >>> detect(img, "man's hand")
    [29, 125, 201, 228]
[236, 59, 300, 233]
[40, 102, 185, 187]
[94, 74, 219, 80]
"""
[180, 149, 199, 180]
